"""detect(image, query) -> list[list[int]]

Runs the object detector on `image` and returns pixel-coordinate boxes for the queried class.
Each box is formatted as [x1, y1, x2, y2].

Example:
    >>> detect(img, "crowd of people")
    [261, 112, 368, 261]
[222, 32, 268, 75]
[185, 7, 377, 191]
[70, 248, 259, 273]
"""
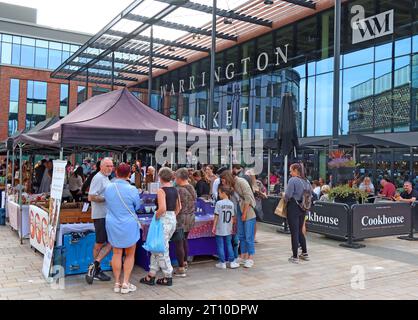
[4, 154, 418, 294]
[80, 158, 269, 294]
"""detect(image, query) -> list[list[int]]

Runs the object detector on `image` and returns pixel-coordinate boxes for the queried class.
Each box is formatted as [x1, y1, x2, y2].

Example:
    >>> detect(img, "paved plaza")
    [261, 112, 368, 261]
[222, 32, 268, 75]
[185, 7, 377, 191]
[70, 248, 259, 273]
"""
[1, 223, 418, 300]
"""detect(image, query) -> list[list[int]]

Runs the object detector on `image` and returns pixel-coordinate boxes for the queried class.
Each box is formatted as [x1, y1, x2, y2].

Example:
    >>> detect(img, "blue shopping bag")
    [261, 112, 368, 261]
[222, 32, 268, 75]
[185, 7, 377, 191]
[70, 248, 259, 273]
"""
[142, 215, 165, 254]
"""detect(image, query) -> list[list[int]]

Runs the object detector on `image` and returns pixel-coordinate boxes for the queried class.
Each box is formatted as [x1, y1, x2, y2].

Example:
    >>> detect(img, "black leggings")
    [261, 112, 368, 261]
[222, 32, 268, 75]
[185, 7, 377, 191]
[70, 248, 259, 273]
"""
[174, 232, 189, 268]
[287, 200, 307, 258]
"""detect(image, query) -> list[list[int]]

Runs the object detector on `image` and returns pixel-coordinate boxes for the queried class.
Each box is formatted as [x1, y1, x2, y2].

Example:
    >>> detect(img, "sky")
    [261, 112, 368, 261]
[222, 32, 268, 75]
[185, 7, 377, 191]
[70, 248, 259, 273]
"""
[2, 0, 134, 34]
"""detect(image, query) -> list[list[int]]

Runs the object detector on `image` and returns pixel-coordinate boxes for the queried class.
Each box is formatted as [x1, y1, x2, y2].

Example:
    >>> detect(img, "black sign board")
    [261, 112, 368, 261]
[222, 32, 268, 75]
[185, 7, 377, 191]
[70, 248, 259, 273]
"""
[306, 202, 349, 238]
[352, 202, 411, 239]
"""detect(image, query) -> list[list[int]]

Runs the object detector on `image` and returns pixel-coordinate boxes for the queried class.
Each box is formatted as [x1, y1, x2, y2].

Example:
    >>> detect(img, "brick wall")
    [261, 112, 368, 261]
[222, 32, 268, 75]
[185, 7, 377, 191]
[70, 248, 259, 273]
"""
[0, 65, 115, 141]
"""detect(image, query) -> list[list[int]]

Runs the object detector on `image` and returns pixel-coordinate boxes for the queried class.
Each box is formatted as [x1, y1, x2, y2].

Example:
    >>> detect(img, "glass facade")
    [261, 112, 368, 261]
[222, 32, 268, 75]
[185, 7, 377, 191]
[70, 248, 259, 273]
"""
[146, 0, 417, 139]
[26, 81, 47, 130]
[77, 86, 86, 105]
[8, 79, 19, 136]
[0, 33, 80, 70]
[60, 84, 69, 118]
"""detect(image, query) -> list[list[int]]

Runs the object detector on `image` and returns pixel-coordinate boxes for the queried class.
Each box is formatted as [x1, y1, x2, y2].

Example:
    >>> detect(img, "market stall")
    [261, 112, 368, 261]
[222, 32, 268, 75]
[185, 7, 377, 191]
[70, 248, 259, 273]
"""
[7, 89, 226, 277]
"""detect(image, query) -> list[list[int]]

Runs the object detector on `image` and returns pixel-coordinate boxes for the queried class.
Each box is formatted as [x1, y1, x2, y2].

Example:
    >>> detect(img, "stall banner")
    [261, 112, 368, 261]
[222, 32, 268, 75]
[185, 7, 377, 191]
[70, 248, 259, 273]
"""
[352, 202, 411, 239]
[306, 202, 349, 238]
[42, 160, 67, 280]
[30, 205, 49, 255]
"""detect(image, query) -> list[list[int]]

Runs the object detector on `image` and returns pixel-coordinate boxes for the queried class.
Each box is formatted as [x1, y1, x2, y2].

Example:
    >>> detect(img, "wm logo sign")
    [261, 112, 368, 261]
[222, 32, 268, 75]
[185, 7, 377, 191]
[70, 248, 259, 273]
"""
[352, 8, 394, 44]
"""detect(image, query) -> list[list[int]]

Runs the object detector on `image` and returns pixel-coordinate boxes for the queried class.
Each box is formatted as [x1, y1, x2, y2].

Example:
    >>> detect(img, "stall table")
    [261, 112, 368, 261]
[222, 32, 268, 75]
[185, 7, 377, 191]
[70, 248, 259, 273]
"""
[8, 200, 30, 238]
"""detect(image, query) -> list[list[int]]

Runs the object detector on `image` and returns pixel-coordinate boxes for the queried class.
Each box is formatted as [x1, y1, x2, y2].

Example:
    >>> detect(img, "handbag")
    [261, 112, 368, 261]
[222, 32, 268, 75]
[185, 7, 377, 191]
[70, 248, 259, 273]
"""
[274, 198, 287, 218]
[113, 183, 142, 230]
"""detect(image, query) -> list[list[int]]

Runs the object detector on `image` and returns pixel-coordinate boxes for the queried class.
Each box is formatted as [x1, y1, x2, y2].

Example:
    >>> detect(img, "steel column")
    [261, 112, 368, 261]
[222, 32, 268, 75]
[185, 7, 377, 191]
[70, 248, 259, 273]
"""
[67, 79, 71, 114]
[5, 150, 9, 217]
[85, 69, 89, 101]
[111, 51, 115, 91]
[331, 0, 342, 187]
[208, 0, 217, 130]
[148, 26, 154, 106]
[332, 0, 341, 140]
[18, 145, 23, 245]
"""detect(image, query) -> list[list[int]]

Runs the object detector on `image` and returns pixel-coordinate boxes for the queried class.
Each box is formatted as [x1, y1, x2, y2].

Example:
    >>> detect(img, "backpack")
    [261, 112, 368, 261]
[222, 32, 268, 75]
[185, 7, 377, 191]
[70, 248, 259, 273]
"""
[296, 178, 313, 212]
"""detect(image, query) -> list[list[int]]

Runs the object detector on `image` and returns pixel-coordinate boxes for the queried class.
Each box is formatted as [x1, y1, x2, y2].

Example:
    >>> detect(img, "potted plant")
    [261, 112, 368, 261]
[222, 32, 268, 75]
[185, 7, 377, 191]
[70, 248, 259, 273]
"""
[329, 185, 368, 206]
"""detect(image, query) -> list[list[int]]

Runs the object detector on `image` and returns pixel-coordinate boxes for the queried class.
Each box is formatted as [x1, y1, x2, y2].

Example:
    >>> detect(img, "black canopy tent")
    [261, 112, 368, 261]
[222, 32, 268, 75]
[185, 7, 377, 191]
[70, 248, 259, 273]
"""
[15, 89, 220, 149]
[14, 89, 229, 170]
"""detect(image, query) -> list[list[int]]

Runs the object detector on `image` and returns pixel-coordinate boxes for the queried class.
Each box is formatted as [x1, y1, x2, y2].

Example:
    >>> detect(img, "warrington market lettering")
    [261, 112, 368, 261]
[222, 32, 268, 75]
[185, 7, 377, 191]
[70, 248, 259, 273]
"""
[160, 44, 290, 97]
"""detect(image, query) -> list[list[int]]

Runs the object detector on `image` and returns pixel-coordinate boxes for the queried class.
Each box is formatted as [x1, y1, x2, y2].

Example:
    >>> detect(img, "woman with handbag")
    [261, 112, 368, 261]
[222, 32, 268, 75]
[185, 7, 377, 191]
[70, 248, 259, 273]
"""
[104, 163, 141, 294]
[284, 163, 311, 264]
[141, 167, 180, 287]
[173, 168, 197, 277]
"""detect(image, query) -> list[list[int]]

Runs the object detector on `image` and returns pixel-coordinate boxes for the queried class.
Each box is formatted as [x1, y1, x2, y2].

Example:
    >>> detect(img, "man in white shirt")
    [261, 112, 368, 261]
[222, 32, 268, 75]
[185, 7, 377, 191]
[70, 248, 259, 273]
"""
[85, 158, 114, 285]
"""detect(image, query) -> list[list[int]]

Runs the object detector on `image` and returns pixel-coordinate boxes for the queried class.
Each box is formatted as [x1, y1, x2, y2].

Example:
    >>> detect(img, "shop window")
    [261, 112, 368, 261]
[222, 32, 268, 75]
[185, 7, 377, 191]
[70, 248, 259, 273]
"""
[60, 84, 69, 118]
[315, 72, 333, 136]
[26, 81, 47, 130]
[343, 64, 374, 134]
[8, 79, 19, 136]
[21, 45, 35, 67]
[77, 86, 86, 105]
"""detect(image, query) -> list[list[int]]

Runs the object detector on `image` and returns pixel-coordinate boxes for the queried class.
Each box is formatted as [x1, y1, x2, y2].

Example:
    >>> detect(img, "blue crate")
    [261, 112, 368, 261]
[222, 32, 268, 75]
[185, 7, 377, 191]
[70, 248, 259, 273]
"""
[0, 208, 5, 226]
[62, 232, 112, 276]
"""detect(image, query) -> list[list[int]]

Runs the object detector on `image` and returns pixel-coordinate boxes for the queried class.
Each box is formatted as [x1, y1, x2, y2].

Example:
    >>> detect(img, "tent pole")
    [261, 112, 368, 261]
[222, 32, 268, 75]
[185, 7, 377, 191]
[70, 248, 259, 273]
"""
[11, 147, 15, 189]
[59, 148, 64, 161]
[18, 145, 23, 245]
[267, 149, 271, 195]
[5, 150, 9, 216]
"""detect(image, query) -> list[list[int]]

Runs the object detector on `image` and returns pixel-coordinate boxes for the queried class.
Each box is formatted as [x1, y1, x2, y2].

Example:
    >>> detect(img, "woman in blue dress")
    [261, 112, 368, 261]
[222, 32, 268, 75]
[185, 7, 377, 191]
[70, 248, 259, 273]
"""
[104, 163, 141, 294]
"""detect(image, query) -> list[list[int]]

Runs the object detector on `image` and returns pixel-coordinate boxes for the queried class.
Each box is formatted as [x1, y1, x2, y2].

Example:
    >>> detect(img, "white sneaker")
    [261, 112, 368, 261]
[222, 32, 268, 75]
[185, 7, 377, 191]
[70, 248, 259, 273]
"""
[215, 262, 227, 269]
[229, 261, 240, 269]
[234, 258, 246, 265]
[121, 283, 137, 294]
[244, 259, 254, 268]
[113, 283, 121, 293]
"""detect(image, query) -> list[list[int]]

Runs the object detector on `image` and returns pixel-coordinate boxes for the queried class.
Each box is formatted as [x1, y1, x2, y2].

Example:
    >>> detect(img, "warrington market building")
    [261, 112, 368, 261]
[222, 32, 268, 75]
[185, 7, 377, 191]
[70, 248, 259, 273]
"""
[2, 0, 418, 183]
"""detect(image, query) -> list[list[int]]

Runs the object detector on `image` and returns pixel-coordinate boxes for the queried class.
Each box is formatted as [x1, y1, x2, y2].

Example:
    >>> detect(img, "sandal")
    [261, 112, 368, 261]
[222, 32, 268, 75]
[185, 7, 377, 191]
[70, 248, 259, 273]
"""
[140, 275, 156, 286]
[121, 283, 137, 294]
[156, 277, 173, 286]
[174, 268, 187, 278]
[114, 282, 121, 293]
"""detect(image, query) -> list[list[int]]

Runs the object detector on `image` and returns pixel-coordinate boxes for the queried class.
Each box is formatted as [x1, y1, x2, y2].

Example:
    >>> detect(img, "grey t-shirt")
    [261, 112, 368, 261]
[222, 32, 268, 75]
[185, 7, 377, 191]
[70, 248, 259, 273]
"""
[89, 172, 110, 219]
[214, 199, 235, 236]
